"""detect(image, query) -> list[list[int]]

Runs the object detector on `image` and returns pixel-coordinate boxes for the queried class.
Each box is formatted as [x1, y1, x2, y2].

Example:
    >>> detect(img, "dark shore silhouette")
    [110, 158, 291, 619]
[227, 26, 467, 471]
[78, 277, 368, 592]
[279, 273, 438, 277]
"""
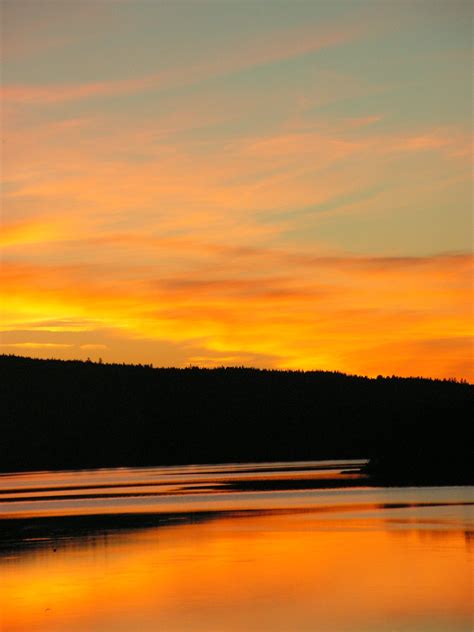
[1, 354, 472, 483]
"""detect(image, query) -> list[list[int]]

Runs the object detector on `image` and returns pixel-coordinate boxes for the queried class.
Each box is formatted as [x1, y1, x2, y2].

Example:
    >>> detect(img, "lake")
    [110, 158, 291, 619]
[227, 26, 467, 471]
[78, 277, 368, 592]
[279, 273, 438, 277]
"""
[0, 460, 472, 632]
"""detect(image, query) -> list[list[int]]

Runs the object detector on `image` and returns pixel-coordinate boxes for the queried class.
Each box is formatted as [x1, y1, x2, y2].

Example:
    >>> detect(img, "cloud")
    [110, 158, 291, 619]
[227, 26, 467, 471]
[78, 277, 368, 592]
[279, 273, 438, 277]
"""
[1, 253, 471, 379]
[2, 342, 73, 349]
[1, 19, 361, 106]
[4, 112, 467, 262]
[1, 75, 161, 105]
[2, 6, 470, 380]
[0, 216, 85, 248]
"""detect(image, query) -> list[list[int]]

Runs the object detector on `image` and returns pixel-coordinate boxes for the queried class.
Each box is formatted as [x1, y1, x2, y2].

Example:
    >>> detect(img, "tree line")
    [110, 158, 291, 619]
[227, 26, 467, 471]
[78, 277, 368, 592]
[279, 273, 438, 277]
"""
[0, 354, 472, 482]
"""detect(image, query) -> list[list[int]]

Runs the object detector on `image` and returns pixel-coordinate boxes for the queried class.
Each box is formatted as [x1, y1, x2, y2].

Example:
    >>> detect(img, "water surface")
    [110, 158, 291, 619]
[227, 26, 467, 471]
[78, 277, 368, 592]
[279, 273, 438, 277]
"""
[1, 460, 472, 631]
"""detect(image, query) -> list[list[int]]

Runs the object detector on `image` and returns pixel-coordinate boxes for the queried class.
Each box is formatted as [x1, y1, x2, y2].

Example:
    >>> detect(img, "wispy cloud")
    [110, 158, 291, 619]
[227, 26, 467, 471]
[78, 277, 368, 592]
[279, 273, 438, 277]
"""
[1, 253, 471, 379]
[2, 1, 470, 378]
[1, 75, 161, 105]
[1, 20, 360, 106]
[2, 342, 74, 349]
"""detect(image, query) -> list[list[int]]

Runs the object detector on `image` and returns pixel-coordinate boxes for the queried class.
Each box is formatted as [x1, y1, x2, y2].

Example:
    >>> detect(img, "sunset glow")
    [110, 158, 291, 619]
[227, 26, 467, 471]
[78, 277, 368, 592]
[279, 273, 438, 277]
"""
[2, 514, 471, 632]
[1, 0, 472, 379]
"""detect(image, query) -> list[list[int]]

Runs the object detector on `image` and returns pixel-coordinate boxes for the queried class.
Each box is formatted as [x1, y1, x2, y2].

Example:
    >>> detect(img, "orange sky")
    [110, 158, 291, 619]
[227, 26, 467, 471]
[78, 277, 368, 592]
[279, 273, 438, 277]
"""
[1, 1, 472, 379]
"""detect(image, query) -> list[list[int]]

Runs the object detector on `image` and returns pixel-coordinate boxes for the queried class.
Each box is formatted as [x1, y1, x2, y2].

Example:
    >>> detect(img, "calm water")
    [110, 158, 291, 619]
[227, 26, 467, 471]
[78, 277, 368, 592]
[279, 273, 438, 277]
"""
[0, 460, 472, 632]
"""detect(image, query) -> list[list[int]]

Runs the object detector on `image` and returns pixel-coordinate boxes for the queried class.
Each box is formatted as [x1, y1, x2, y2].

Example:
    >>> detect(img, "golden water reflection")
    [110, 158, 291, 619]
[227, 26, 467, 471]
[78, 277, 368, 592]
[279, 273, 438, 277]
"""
[2, 513, 473, 632]
[0, 461, 472, 632]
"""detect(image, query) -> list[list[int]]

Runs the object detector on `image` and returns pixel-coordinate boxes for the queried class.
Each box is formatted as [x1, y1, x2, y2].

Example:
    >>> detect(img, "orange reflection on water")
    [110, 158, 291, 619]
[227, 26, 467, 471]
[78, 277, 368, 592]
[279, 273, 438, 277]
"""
[1, 512, 472, 632]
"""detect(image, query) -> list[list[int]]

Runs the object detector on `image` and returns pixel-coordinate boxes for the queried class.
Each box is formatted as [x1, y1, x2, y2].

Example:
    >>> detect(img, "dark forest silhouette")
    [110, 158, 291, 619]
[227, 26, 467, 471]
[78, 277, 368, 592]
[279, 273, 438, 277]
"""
[1, 355, 472, 483]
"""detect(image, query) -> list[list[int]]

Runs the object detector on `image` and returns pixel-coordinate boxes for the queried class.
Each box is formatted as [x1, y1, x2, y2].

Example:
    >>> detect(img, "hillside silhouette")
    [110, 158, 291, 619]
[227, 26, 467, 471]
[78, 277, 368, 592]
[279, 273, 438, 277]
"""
[1, 354, 472, 482]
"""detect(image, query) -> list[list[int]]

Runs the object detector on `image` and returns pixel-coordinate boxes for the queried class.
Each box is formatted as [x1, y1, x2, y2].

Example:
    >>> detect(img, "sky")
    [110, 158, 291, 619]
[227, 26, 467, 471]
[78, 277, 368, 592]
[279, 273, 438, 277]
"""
[1, 0, 472, 380]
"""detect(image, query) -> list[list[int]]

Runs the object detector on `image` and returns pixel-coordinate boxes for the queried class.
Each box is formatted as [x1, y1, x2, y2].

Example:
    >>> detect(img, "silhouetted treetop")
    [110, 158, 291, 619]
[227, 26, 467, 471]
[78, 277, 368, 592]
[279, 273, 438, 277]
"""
[0, 354, 472, 478]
